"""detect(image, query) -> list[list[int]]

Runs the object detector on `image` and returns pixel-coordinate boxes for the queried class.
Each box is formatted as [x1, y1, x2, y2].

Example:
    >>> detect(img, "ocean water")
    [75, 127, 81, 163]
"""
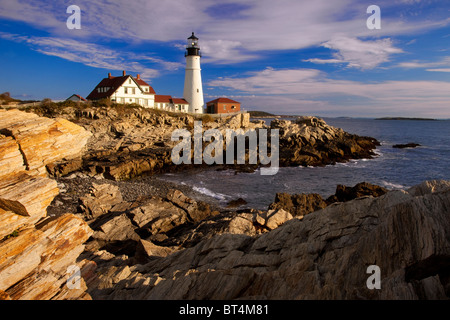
[158, 118, 450, 210]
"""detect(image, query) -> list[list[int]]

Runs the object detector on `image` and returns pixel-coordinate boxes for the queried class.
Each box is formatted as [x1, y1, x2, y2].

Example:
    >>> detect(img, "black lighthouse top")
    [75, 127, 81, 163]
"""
[186, 32, 201, 57]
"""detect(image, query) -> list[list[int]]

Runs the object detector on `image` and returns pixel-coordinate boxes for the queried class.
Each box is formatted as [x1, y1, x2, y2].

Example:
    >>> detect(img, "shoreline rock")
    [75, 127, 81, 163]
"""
[2, 108, 449, 301]
[393, 143, 421, 149]
[0, 109, 93, 300]
[84, 180, 450, 300]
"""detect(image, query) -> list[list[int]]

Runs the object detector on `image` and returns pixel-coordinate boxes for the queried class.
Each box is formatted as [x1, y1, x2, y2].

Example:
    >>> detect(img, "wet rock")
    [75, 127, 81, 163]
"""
[269, 192, 327, 217]
[393, 143, 421, 149]
[326, 182, 388, 203]
[226, 198, 248, 208]
[272, 116, 380, 167]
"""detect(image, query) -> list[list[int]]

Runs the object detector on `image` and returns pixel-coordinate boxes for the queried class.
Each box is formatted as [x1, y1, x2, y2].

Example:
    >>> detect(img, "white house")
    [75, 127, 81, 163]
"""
[86, 71, 156, 108]
[154, 95, 189, 112]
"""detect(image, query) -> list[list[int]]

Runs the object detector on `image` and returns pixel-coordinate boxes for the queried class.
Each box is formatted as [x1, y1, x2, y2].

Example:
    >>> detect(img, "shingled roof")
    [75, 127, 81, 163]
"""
[86, 73, 156, 100]
[206, 97, 240, 104]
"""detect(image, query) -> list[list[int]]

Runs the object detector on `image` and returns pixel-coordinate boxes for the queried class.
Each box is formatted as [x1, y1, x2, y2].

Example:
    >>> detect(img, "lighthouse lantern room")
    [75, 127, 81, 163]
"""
[183, 32, 204, 114]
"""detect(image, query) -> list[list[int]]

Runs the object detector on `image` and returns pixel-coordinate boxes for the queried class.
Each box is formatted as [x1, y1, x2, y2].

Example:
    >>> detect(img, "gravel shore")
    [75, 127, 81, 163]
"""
[47, 172, 224, 217]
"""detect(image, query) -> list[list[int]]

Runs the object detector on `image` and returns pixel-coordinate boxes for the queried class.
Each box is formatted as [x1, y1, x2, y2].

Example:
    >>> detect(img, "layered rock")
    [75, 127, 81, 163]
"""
[0, 109, 93, 300]
[86, 180, 450, 300]
[273, 116, 380, 167]
[268, 182, 387, 218]
[28, 105, 380, 179]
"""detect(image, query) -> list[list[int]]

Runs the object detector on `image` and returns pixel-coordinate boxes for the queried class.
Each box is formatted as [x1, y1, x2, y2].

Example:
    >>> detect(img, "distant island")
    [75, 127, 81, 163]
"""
[375, 117, 438, 121]
[248, 110, 276, 117]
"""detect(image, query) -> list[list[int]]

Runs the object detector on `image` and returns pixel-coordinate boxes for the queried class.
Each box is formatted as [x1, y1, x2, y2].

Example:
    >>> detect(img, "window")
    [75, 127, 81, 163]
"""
[129, 98, 133, 102]
[231, 105, 236, 109]
[223, 105, 226, 110]
[197, 89, 199, 93]
[124, 87, 128, 94]
[129, 79, 131, 84]
[132, 88, 135, 94]
[145, 87, 149, 92]
[97, 88, 101, 93]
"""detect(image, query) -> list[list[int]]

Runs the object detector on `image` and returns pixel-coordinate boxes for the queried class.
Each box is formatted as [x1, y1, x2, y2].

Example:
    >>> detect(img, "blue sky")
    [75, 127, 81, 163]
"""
[0, 0, 449, 118]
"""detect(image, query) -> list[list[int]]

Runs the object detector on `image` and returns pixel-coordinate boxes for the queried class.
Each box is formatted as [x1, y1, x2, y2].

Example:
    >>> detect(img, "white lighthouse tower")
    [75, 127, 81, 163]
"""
[183, 32, 204, 114]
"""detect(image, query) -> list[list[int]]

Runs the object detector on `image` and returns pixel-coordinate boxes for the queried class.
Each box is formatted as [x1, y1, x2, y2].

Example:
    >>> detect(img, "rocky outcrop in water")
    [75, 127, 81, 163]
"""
[28, 105, 380, 179]
[273, 116, 380, 167]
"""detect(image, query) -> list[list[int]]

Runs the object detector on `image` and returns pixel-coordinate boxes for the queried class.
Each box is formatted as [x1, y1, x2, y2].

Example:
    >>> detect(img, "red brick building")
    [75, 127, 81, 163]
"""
[205, 98, 241, 114]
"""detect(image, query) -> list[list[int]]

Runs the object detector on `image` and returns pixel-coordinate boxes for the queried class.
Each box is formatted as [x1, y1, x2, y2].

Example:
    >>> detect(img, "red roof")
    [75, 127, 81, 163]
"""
[86, 74, 156, 100]
[67, 94, 87, 101]
[206, 97, 240, 104]
[154, 95, 172, 103]
[171, 98, 189, 104]
[135, 78, 156, 94]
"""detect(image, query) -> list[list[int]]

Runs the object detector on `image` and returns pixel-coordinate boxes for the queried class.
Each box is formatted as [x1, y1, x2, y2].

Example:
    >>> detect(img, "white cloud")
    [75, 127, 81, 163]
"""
[426, 68, 450, 72]
[0, 32, 189, 79]
[397, 57, 450, 70]
[304, 37, 403, 69]
[208, 67, 450, 117]
[1, 0, 449, 64]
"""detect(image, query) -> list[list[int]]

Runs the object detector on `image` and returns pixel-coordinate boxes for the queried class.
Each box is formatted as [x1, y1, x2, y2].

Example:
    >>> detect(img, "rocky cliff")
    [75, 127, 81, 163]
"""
[83, 180, 450, 300]
[27, 104, 379, 179]
[0, 109, 93, 300]
[1, 107, 449, 300]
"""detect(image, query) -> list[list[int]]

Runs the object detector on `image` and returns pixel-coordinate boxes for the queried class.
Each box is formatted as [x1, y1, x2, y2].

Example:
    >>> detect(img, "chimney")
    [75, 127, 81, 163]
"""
[108, 72, 112, 79]
[137, 74, 141, 80]
[122, 70, 126, 76]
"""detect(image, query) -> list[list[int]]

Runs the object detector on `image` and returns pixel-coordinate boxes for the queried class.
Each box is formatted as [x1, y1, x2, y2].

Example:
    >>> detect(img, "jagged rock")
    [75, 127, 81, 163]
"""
[0, 109, 91, 176]
[91, 213, 140, 242]
[0, 109, 91, 238]
[78, 183, 124, 219]
[264, 208, 294, 230]
[0, 214, 93, 299]
[272, 116, 380, 167]
[135, 239, 176, 263]
[268, 182, 388, 219]
[393, 143, 421, 149]
[269, 192, 327, 217]
[166, 189, 212, 222]
[226, 198, 248, 208]
[326, 182, 388, 203]
[0, 135, 26, 177]
[0, 172, 59, 239]
[128, 196, 188, 234]
[87, 181, 450, 300]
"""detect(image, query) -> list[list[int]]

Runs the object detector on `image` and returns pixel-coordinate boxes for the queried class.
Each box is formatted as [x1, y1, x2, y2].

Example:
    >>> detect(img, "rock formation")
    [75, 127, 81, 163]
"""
[273, 116, 380, 167]
[84, 180, 450, 300]
[2, 107, 449, 301]
[28, 105, 379, 179]
[393, 143, 421, 149]
[0, 109, 93, 300]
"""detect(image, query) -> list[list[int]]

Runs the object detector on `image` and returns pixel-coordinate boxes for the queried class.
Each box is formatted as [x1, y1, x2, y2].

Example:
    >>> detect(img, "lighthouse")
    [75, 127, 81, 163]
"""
[183, 32, 204, 114]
